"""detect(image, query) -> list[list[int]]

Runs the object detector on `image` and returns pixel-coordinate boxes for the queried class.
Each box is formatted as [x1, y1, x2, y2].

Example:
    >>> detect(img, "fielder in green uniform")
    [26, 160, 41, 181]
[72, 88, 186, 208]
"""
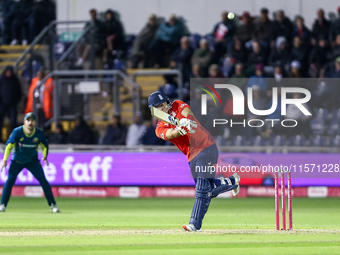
[0, 113, 60, 213]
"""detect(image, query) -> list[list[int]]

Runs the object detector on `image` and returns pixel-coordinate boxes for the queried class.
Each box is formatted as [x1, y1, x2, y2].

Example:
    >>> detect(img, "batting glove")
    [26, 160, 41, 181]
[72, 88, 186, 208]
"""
[175, 126, 188, 136]
[179, 118, 198, 134]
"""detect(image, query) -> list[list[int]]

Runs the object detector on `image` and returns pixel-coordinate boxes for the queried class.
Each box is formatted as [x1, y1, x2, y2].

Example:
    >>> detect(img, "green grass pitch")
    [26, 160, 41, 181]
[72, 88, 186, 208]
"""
[0, 197, 339, 254]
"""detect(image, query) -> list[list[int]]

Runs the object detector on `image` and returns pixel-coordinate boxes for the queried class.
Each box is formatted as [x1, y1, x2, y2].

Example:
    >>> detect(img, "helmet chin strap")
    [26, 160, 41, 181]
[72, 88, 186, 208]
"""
[166, 100, 172, 112]
[158, 100, 173, 113]
[166, 99, 173, 112]
[160, 104, 169, 113]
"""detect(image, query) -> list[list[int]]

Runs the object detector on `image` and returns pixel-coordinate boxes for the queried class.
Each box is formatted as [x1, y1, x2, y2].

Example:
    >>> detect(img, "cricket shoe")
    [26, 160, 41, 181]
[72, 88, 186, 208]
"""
[232, 173, 241, 197]
[182, 224, 201, 232]
[0, 204, 5, 212]
[50, 203, 60, 213]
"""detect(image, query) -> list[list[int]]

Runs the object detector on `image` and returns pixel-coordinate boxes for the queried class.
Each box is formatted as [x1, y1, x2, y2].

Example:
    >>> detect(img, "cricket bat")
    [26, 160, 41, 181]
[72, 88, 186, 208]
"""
[150, 106, 179, 126]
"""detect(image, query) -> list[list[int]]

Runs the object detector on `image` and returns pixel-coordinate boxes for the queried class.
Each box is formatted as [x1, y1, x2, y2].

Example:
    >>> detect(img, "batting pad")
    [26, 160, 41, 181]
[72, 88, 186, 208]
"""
[210, 184, 238, 198]
[189, 178, 212, 230]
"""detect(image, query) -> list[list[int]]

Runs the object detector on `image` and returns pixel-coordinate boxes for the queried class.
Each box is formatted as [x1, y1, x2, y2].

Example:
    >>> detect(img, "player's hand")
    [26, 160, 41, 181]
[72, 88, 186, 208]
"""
[179, 118, 198, 134]
[0, 160, 7, 172]
[43, 159, 49, 166]
[175, 126, 188, 136]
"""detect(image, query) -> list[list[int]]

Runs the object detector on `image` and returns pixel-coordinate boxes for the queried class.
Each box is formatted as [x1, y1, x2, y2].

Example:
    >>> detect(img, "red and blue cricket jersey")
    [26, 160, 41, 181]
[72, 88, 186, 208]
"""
[155, 100, 215, 161]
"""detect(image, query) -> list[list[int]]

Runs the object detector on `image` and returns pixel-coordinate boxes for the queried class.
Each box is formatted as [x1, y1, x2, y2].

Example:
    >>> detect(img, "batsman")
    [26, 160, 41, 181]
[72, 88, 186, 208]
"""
[148, 91, 240, 231]
[0, 113, 60, 213]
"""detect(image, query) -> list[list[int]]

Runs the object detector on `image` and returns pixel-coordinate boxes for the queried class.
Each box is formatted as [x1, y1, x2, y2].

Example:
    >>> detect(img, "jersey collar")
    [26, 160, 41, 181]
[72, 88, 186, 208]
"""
[23, 125, 36, 138]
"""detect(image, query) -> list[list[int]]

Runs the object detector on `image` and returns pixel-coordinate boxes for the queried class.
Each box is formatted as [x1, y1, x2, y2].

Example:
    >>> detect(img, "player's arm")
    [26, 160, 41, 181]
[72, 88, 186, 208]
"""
[165, 128, 181, 140]
[178, 107, 198, 133]
[181, 107, 195, 118]
[156, 123, 184, 141]
[39, 135, 49, 166]
[1, 131, 16, 170]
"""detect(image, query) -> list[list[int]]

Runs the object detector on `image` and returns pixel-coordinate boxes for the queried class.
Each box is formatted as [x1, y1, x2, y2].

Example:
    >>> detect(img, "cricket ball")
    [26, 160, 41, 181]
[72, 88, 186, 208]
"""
[228, 12, 235, 19]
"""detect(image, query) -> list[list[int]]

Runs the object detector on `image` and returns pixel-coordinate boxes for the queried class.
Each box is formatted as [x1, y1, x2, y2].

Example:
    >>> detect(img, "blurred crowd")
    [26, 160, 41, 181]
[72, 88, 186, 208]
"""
[0, 0, 56, 45]
[2, 4, 340, 146]
[73, 7, 340, 79]
[48, 114, 166, 147]
[73, 7, 340, 110]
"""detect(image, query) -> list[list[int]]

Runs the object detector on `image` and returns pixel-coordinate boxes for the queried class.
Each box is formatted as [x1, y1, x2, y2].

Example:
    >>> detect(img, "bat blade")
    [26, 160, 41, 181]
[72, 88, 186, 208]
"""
[150, 106, 179, 126]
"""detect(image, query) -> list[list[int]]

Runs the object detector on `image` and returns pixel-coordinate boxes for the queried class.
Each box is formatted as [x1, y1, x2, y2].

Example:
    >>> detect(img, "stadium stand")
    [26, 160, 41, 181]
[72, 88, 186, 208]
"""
[1, 1, 340, 147]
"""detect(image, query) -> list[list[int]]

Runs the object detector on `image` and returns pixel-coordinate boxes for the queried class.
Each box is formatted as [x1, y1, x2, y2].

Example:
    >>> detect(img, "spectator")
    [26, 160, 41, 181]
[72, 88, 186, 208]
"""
[231, 39, 247, 64]
[24, 68, 54, 121]
[10, 0, 34, 45]
[262, 83, 284, 137]
[223, 96, 246, 137]
[191, 39, 213, 74]
[253, 8, 272, 48]
[1, 0, 14, 44]
[170, 36, 194, 83]
[130, 14, 159, 68]
[325, 56, 340, 78]
[49, 123, 69, 144]
[125, 112, 146, 146]
[28, 0, 56, 42]
[267, 65, 286, 99]
[270, 10, 293, 46]
[289, 60, 302, 78]
[290, 36, 309, 75]
[208, 64, 224, 78]
[142, 117, 166, 145]
[311, 8, 331, 45]
[286, 93, 311, 137]
[245, 85, 267, 138]
[247, 40, 267, 67]
[148, 14, 184, 67]
[209, 63, 226, 88]
[76, 9, 105, 67]
[158, 83, 177, 100]
[327, 34, 340, 62]
[245, 63, 267, 92]
[228, 63, 248, 90]
[212, 11, 236, 56]
[231, 63, 246, 78]
[158, 75, 178, 100]
[268, 36, 291, 67]
[309, 37, 330, 77]
[234, 12, 255, 45]
[274, 62, 286, 78]
[69, 115, 94, 144]
[102, 9, 125, 64]
[0, 66, 21, 138]
[264, 95, 282, 136]
[102, 114, 127, 145]
[191, 64, 203, 78]
[272, 64, 286, 80]
[292, 16, 311, 46]
[329, 7, 340, 43]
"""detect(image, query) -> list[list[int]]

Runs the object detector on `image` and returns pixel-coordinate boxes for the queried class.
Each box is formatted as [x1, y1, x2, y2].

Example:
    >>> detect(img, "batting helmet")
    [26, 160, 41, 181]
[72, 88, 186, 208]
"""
[148, 91, 171, 108]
